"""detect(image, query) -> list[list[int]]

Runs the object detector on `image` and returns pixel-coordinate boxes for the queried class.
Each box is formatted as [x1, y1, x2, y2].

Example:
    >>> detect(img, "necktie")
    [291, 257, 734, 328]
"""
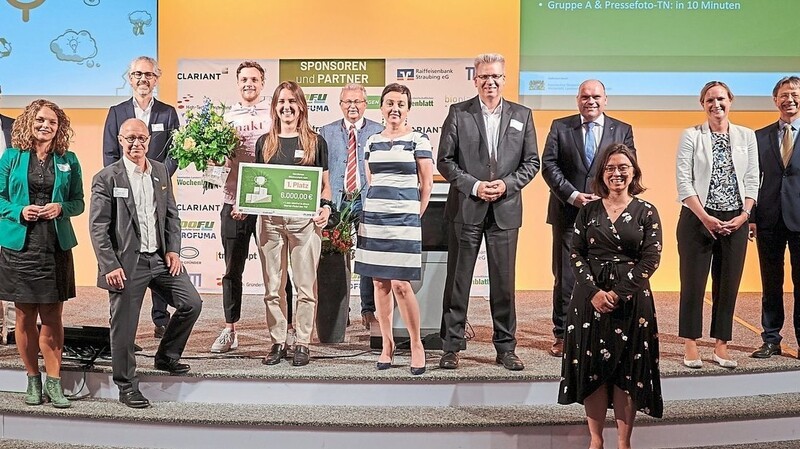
[345, 125, 357, 193]
[584, 121, 596, 166]
[781, 123, 795, 167]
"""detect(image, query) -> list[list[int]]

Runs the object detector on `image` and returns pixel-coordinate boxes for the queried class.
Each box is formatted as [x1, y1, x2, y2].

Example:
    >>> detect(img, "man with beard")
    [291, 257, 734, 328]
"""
[541, 79, 635, 358]
[102, 56, 180, 340]
[750, 76, 800, 360]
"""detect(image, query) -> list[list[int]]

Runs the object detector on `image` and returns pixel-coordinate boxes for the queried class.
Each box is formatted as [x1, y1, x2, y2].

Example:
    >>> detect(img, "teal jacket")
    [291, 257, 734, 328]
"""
[0, 148, 84, 251]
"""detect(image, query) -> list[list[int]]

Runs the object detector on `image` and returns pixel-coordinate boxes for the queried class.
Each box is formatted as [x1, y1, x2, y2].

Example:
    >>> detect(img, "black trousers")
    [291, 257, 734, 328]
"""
[756, 217, 800, 345]
[220, 204, 292, 324]
[677, 207, 748, 341]
[150, 289, 170, 327]
[109, 253, 202, 393]
[551, 224, 575, 339]
[441, 207, 518, 353]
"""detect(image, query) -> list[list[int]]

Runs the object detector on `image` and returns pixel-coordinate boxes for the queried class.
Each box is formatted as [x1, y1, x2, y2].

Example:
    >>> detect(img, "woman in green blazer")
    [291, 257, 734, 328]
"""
[0, 99, 84, 408]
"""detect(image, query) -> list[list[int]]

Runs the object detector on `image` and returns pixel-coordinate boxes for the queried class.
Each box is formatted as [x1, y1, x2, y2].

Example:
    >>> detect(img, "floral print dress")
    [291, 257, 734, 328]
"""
[557, 198, 664, 418]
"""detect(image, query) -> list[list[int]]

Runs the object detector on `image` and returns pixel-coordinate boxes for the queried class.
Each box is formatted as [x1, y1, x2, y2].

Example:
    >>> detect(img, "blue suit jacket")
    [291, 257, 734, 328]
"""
[319, 118, 383, 208]
[102, 98, 180, 175]
[0, 148, 84, 251]
[541, 113, 635, 228]
[753, 121, 800, 232]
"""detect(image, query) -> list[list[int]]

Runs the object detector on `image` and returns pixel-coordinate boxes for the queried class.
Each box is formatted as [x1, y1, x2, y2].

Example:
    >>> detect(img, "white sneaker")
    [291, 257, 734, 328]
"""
[210, 328, 238, 353]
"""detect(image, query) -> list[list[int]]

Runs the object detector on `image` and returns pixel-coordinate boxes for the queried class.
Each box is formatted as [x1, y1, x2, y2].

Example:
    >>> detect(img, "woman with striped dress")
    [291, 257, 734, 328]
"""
[354, 83, 433, 375]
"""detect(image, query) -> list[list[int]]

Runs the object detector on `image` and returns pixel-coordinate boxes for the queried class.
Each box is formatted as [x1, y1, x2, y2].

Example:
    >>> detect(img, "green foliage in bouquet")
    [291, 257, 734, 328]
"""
[170, 98, 239, 172]
[321, 193, 361, 256]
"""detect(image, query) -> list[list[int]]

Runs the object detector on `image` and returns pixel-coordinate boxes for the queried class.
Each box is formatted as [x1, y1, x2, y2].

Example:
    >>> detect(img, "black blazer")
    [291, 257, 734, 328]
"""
[102, 98, 180, 175]
[1, 113, 13, 149]
[541, 113, 635, 228]
[437, 96, 540, 230]
[753, 121, 800, 232]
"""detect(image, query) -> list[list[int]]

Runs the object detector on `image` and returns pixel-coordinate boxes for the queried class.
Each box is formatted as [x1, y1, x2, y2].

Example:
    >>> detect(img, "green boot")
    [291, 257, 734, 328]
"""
[43, 376, 71, 409]
[24, 373, 43, 406]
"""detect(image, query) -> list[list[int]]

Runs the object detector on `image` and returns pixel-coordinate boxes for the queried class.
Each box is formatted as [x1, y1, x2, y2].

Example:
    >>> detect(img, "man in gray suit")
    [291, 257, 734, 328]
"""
[90, 118, 202, 409]
[320, 83, 384, 329]
[0, 84, 14, 345]
[102, 56, 181, 338]
[438, 53, 540, 370]
[541, 79, 635, 358]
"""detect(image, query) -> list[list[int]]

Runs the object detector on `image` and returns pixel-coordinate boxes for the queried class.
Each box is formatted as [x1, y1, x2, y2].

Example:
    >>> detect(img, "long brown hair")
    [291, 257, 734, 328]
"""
[262, 81, 318, 166]
[11, 99, 73, 156]
[591, 143, 645, 197]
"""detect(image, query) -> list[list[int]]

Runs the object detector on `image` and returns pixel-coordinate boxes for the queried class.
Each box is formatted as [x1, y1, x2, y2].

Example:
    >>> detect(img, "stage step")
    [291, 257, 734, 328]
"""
[0, 440, 133, 449]
[1, 391, 799, 448]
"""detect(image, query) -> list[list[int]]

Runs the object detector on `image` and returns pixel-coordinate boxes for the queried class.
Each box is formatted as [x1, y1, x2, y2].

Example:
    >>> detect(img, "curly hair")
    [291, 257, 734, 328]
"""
[11, 99, 73, 156]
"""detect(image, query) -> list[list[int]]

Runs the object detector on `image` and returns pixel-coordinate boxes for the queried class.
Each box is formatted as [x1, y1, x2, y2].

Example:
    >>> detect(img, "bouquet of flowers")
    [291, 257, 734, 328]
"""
[169, 98, 239, 188]
[321, 194, 360, 256]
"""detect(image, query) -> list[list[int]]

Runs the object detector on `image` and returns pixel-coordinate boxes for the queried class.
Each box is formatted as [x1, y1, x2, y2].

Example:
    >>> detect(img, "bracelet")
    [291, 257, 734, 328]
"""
[742, 209, 751, 217]
[319, 198, 336, 213]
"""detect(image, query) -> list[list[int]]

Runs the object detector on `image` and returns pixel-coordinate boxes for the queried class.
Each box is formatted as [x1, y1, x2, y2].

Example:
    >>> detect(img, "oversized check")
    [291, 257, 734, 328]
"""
[236, 163, 322, 218]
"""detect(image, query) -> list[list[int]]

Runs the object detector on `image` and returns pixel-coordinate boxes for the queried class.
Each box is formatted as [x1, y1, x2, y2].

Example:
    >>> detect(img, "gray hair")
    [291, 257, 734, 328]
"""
[340, 83, 367, 100]
[474, 53, 505, 70]
[128, 56, 162, 77]
[772, 76, 800, 97]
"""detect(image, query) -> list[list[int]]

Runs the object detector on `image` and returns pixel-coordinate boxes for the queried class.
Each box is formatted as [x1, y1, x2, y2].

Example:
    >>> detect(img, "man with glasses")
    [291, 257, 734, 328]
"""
[102, 56, 181, 339]
[320, 84, 384, 330]
[541, 79, 635, 358]
[750, 76, 800, 360]
[90, 118, 202, 408]
[0, 84, 15, 345]
[438, 53, 540, 370]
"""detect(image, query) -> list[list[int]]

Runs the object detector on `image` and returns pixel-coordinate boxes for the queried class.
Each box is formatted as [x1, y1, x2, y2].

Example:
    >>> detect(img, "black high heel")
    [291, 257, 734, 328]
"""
[376, 341, 395, 370]
[410, 365, 426, 375]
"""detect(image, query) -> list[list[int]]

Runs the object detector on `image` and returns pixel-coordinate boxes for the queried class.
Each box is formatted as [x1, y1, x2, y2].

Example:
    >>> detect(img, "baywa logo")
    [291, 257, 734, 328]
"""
[180, 246, 200, 260]
[305, 93, 329, 112]
[396, 68, 415, 81]
[181, 220, 217, 240]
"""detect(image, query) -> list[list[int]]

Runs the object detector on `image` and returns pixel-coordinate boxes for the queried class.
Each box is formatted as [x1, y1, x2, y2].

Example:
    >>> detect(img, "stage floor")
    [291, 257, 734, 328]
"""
[0, 287, 798, 379]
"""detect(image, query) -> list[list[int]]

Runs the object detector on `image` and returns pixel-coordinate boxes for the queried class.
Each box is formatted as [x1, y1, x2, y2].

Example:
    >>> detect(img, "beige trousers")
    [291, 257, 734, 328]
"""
[257, 215, 321, 346]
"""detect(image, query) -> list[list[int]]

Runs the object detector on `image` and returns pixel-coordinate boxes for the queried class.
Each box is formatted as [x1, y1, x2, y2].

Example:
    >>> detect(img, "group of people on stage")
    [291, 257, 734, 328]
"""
[0, 53, 798, 430]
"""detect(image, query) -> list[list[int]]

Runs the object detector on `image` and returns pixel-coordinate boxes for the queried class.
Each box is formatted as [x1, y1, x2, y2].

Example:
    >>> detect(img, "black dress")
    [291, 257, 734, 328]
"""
[0, 154, 75, 303]
[557, 198, 663, 418]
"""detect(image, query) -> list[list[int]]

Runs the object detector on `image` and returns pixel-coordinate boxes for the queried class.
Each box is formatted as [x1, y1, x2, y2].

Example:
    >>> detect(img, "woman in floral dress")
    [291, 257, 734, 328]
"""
[558, 143, 663, 449]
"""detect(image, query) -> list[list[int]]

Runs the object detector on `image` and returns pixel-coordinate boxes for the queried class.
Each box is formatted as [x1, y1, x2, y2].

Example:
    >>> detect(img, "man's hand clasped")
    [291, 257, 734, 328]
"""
[477, 180, 507, 202]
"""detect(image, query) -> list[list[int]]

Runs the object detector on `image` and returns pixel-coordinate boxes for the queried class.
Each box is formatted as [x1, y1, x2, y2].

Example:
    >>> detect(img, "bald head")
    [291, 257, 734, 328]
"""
[576, 79, 608, 122]
[118, 118, 150, 165]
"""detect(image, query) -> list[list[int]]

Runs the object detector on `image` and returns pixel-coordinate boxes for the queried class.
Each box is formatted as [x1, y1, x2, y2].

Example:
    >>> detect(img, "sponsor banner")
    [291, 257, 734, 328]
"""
[280, 59, 386, 87]
[236, 163, 322, 217]
[177, 58, 486, 296]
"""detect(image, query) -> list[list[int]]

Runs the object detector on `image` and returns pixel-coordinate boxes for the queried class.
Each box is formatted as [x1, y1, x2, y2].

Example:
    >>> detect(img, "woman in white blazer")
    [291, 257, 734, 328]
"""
[675, 81, 759, 369]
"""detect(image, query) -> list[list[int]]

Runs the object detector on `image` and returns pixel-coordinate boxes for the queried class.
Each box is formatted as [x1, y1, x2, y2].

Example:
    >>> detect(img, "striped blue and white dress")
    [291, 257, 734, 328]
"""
[354, 131, 433, 281]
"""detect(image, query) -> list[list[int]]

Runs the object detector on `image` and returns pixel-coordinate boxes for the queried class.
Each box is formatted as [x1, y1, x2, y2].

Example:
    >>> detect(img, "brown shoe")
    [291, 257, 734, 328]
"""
[362, 311, 376, 330]
[549, 338, 564, 358]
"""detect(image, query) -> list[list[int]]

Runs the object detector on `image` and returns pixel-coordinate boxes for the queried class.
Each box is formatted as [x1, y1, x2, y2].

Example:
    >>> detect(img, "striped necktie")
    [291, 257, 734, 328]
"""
[345, 125, 357, 192]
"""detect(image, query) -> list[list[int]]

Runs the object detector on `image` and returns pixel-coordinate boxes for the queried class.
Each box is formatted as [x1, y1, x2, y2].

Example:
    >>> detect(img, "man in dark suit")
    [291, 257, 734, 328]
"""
[102, 56, 181, 339]
[320, 83, 384, 329]
[751, 76, 800, 359]
[437, 53, 540, 371]
[541, 79, 635, 358]
[0, 85, 14, 344]
[90, 118, 202, 408]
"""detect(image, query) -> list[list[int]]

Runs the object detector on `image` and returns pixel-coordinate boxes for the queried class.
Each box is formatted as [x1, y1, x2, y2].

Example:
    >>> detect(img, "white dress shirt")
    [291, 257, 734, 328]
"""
[122, 156, 159, 253]
[133, 97, 155, 126]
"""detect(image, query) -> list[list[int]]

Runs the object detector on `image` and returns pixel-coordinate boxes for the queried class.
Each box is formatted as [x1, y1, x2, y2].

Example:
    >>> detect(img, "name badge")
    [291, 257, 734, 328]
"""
[294, 150, 305, 159]
[113, 187, 129, 198]
[509, 119, 523, 131]
[151, 123, 165, 132]
[56, 163, 71, 172]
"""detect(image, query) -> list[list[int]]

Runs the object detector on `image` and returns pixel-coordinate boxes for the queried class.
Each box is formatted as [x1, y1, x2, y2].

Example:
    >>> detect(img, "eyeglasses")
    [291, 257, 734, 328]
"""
[130, 71, 158, 80]
[604, 164, 632, 174]
[475, 74, 504, 81]
[777, 93, 800, 101]
[120, 135, 150, 144]
[340, 100, 366, 106]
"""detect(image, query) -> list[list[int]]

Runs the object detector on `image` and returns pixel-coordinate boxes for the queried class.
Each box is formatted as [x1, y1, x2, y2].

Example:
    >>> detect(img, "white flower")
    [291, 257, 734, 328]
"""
[183, 136, 197, 150]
